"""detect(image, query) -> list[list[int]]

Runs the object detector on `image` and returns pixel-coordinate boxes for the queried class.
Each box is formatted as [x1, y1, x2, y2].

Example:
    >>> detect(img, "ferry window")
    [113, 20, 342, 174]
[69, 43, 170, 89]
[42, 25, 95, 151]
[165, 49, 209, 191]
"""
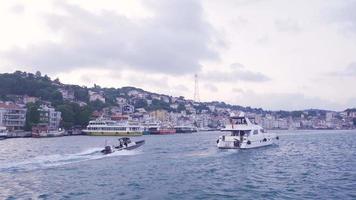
[246, 131, 251, 137]
[253, 130, 258, 135]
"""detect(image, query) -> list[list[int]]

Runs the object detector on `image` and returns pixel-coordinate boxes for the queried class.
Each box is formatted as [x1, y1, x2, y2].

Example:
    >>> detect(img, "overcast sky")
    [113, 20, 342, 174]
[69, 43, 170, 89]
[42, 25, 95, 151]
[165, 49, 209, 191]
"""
[0, 0, 355, 111]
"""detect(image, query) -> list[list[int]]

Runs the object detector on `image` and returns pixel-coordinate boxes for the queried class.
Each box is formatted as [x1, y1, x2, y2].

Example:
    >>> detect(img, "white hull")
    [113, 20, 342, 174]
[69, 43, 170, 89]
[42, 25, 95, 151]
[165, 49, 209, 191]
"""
[217, 133, 277, 149]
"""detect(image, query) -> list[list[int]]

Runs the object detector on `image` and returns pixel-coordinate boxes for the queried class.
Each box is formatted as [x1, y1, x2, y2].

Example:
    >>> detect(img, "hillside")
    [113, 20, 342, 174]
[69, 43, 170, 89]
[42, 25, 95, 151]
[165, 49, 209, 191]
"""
[1, 71, 354, 130]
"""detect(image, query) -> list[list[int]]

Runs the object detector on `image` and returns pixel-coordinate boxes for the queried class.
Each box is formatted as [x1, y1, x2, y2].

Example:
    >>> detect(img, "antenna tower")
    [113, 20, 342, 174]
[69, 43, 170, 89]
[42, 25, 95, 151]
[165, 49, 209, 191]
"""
[194, 74, 200, 102]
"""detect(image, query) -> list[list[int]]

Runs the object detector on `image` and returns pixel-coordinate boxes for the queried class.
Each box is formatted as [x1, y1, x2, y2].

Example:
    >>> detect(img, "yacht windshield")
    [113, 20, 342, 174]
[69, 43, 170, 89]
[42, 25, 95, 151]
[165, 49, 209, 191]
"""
[231, 130, 251, 136]
[234, 117, 247, 125]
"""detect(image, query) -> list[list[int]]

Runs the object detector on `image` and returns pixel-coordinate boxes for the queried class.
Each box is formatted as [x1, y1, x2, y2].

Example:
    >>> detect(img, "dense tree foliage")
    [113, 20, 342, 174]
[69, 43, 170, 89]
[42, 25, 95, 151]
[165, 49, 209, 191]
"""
[148, 99, 171, 111]
[24, 103, 40, 131]
[134, 99, 148, 108]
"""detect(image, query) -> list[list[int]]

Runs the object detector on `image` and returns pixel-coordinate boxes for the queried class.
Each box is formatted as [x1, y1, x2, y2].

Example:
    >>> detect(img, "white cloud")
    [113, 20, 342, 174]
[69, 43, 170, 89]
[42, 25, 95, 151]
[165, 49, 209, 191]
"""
[1, 0, 219, 75]
[201, 63, 270, 82]
[0, 0, 356, 110]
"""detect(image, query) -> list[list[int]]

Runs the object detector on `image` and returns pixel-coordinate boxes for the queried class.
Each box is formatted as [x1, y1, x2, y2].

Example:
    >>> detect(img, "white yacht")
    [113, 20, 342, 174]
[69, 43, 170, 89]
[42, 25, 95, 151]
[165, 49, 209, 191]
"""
[83, 119, 143, 136]
[217, 114, 279, 149]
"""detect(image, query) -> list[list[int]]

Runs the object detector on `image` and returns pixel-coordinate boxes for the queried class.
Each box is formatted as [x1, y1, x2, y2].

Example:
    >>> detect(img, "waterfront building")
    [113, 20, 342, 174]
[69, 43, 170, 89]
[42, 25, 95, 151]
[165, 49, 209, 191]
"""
[150, 109, 169, 122]
[326, 112, 334, 122]
[38, 105, 61, 130]
[0, 102, 27, 131]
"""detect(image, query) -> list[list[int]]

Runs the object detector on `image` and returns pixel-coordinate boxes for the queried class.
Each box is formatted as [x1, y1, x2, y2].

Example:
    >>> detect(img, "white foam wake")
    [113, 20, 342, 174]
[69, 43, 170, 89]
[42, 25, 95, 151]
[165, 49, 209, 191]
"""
[0, 147, 140, 172]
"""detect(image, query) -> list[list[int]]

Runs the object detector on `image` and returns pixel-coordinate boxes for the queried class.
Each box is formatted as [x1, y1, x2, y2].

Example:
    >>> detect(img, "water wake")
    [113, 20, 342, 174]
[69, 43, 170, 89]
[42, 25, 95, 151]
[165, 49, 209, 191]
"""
[0, 147, 139, 172]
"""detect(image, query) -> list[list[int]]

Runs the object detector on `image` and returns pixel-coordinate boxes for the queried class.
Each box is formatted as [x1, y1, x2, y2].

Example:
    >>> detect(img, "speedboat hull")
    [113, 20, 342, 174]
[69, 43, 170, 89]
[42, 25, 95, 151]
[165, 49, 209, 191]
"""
[101, 140, 145, 154]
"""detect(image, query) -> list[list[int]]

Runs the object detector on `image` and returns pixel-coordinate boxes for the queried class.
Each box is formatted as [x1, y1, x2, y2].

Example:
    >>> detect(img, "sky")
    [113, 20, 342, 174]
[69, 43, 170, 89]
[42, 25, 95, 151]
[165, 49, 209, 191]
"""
[0, 0, 355, 111]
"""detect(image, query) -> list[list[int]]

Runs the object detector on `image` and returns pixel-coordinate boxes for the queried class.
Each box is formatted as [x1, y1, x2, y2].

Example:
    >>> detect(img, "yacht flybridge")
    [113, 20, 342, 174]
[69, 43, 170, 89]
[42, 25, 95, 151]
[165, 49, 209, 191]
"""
[217, 114, 279, 149]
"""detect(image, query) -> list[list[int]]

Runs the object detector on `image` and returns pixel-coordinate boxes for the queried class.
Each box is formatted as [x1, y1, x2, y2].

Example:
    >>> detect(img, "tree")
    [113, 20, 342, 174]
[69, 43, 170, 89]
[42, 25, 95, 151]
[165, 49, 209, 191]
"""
[89, 100, 106, 111]
[73, 86, 89, 102]
[57, 104, 75, 129]
[24, 103, 40, 131]
[177, 104, 185, 112]
[35, 71, 41, 77]
[134, 99, 148, 108]
[77, 106, 92, 127]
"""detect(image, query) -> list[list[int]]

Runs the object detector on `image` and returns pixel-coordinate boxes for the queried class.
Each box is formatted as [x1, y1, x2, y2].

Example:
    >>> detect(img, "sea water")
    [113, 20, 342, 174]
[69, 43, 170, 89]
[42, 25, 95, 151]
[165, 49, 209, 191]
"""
[0, 130, 355, 199]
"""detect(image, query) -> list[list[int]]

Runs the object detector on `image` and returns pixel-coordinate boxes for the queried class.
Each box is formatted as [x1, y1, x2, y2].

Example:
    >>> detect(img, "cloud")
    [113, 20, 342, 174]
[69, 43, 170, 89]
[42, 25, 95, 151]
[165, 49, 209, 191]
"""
[201, 63, 270, 82]
[327, 1, 356, 33]
[274, 18, 301, 33]
[329, 62, 356, 77]
[233, 90, 343, 111]
[1, 0, 219, 75]
[10, 4, 25, 14]
[204, 83, 218, 92]
[232, 88, 244, 93]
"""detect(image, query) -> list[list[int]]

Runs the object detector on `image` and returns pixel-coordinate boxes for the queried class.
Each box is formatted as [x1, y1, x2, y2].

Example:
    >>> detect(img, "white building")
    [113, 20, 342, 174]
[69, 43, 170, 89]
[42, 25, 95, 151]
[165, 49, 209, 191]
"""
[161, 96, 170, 103]
[58, 88, 75, 100]
[0, 102, 27, 130]
[89, 90, 105, 103]
[326, 112, 334, 122]
[116, 97, 127, 104]
[39, 105, 61, 130]
[23, 95, 37, 104]
[128, 90, 139, 96]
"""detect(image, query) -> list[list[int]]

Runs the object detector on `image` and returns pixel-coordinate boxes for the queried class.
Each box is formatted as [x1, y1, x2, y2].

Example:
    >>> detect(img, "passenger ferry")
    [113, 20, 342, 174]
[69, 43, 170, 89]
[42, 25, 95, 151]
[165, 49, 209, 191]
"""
[217, 114, 278, 149]
[83, 120, 143, 136]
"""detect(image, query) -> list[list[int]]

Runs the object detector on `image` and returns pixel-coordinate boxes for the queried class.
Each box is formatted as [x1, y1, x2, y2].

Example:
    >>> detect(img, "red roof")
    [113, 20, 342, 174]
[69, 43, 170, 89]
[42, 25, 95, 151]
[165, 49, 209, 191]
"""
[0, 103, 23, 109]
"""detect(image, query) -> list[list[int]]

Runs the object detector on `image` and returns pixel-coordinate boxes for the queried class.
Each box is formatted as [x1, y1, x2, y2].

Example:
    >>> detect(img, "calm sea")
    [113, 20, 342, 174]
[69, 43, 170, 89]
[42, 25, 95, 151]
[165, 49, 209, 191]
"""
[0, 130, 355, 199]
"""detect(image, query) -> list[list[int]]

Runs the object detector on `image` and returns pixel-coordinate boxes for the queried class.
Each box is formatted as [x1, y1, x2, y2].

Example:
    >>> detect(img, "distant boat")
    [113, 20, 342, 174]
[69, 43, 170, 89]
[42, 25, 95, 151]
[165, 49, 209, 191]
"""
[32, 129, 65, 138]
[83, 119, 143, 136]
[0, 126, 8, 140]
[144, 123, 176, 135]
[174, 126, 197, 134]
[217, 114, 279, 149]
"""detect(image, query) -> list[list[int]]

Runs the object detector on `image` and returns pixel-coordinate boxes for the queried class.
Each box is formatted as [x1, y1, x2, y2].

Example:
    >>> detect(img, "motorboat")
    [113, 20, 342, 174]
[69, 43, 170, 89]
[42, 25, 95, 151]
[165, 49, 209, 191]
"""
[32, 129, 65, 137]
[217, 114, 279, 149]
[101, 137, 145, 154]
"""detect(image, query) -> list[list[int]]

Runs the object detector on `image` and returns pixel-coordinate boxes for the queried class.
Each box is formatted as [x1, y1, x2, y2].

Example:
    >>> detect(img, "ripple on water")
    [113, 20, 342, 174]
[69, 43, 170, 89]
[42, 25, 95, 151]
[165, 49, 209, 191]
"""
[0, 131, 356, 199]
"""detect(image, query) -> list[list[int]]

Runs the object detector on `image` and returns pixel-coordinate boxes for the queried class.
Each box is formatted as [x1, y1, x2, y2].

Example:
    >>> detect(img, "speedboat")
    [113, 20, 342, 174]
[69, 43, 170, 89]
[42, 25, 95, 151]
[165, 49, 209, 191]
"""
[217, 114, 279, 149]
[101, 137, 145, 154]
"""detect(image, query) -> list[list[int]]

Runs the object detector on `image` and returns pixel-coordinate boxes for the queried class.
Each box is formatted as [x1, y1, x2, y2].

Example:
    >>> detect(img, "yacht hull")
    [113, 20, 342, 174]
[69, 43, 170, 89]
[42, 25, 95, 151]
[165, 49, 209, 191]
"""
[217, 133, 278, 149]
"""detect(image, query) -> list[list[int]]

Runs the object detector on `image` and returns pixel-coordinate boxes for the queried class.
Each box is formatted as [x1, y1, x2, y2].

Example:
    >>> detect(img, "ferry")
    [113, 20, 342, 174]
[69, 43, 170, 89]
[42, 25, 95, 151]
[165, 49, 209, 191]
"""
[144, 123, 176, 135]
[143, 122, 159, 135]
[217, 114, 279, 149]
[83, 120, 143, 136]
[174, 125, 198, 133]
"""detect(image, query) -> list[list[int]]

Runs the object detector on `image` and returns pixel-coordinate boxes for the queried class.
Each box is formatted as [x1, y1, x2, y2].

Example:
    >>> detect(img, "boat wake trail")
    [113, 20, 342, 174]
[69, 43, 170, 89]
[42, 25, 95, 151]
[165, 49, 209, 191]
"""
[0, 148, 140, 172]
